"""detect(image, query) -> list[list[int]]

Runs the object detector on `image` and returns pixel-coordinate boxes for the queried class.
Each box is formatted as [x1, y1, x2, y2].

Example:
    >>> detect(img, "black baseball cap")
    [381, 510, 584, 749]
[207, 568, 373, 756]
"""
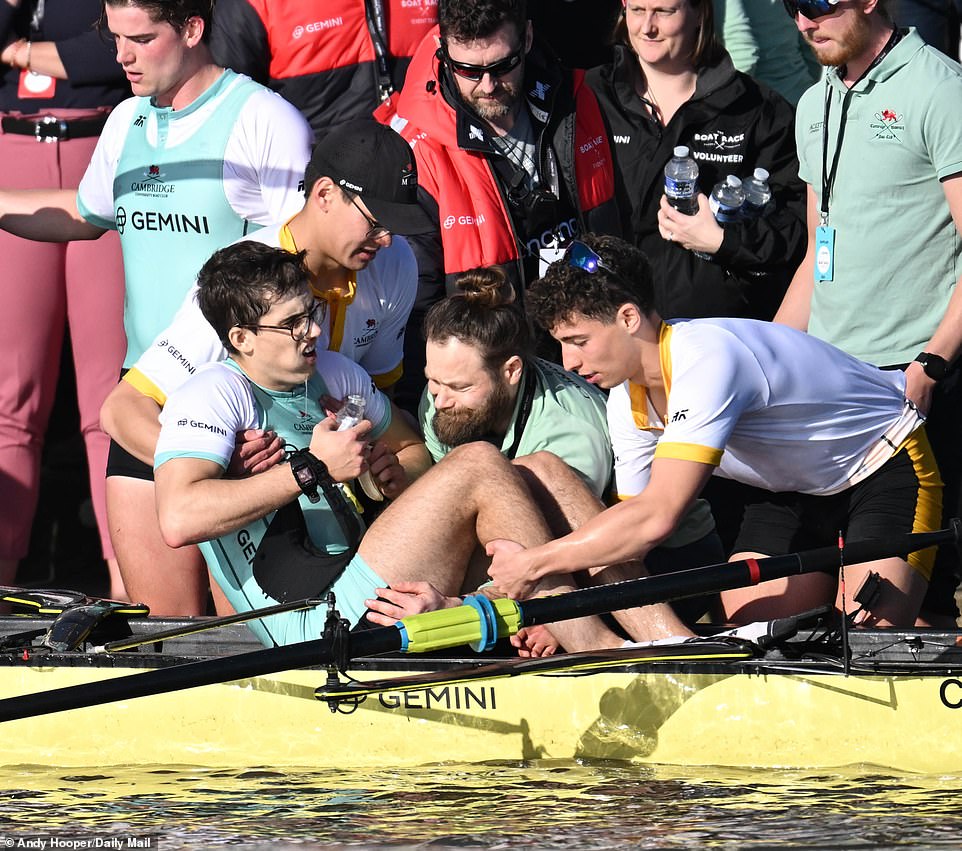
[306, 119, 433, 236]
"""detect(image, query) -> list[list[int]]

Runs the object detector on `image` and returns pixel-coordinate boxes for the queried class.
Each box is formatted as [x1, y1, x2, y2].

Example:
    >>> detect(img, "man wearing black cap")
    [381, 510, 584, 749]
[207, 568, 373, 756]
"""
[101, 119, 435, 616]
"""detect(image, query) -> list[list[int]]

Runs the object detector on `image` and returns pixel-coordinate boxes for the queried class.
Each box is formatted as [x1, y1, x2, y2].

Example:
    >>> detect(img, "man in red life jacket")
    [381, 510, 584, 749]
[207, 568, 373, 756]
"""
[378, 0, 622, 413]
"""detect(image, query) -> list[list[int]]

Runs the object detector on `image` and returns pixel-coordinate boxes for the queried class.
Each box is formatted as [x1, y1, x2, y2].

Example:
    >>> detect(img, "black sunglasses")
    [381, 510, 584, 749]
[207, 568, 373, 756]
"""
[782, 0, 841, 19]
[440, 43, 524, 82]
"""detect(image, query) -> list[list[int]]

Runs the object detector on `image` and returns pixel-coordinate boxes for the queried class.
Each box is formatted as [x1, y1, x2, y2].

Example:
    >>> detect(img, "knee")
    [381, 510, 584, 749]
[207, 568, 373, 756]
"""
[444, 440, 511, 469]
[513, 450, 570, 481]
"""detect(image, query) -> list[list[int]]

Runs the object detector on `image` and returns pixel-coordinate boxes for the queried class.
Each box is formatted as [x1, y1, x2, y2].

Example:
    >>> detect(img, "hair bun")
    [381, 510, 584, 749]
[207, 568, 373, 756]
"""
[455, 266, 516, 308]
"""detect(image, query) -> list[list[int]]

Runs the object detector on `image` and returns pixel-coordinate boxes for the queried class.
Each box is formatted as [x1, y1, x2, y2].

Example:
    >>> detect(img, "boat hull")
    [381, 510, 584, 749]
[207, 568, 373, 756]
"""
[3, 640, 962, 773]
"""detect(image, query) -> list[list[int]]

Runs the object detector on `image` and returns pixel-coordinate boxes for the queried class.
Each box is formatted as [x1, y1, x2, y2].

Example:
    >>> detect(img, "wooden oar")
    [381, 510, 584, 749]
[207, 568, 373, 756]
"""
[0, 522, 955, 723]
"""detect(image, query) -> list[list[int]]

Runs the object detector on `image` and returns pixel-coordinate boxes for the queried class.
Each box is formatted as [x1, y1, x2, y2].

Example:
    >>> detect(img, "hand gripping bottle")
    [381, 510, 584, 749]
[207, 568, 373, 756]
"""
[740, 167, 772, 220]
[664, 146, 699, 215]
[334, 395, 384, 501]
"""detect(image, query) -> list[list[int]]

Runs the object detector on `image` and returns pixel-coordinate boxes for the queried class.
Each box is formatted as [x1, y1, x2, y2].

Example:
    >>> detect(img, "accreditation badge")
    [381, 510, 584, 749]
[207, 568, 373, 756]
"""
[814, 225, 836, 283]
[18, 69, 56, 99]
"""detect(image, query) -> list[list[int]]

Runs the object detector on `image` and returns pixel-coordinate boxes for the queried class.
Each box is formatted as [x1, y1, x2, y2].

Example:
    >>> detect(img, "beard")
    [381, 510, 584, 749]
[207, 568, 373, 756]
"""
[805, 13, 874, 67]
[432, 379, 514, 447]
[465, 80, 522, 122]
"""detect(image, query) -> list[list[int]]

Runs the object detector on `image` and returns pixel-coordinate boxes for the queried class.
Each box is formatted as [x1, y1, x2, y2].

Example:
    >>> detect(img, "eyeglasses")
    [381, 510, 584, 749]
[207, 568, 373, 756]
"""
[238, 300, 328, 342]
[441, 43, 524, 82]
[782, 0, 841, 19]
[566, 240, 617, 276]
[348, 194, 391, 242]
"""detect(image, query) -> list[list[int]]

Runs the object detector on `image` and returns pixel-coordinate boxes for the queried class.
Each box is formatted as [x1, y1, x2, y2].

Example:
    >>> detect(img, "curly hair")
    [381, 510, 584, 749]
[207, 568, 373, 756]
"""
[423, 266, 534, 372]
[438, 0, 527, 43]
[527, 234, 655, 332]
[197, 242, 310, 353]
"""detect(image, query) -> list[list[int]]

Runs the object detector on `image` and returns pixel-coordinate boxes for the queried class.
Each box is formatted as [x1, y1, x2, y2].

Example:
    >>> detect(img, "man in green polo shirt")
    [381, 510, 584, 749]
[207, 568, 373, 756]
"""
[775, 0, 962, 624]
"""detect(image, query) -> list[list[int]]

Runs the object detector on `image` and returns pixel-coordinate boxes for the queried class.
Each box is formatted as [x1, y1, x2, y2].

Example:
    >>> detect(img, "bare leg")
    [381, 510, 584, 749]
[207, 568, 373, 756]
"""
[359, 442, 555, 593]
[105, 557, 128, 601]
[514, 451, 694, 643]
[107, 476, 209, 615]
[719, 551, 926, 627]
[720, 551, 837, 624]
[359, 443, 624, 652]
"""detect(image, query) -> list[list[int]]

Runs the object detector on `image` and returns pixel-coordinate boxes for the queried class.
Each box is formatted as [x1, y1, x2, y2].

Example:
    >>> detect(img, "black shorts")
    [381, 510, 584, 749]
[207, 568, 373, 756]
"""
[731, 430, 942, 582]
[106, 438, 154, 481]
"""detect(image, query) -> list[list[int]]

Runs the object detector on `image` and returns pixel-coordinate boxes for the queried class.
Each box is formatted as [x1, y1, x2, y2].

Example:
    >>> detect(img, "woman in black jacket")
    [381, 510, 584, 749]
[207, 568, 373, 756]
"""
[587, 0, 806, 320]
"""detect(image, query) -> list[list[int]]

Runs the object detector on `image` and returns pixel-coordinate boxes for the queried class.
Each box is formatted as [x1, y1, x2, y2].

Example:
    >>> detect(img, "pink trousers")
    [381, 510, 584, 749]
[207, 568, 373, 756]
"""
[0, 115, 126, 561]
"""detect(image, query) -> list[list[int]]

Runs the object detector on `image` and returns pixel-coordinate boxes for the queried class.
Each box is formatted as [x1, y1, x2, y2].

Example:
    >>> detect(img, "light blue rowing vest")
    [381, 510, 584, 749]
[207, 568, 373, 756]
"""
[198, 364, 359, 588]
[112, 70, 264, 366]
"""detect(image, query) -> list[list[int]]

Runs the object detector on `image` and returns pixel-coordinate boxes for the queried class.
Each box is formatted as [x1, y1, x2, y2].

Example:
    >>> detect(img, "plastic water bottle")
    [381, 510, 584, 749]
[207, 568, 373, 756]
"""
[709, 175, 746, 225]
[334, 395, 384, 501]
[740, 167, 772, 220]
[335, 394, 366, 431]
[692, 175, 745, 261]
[664, 146, 699, 215]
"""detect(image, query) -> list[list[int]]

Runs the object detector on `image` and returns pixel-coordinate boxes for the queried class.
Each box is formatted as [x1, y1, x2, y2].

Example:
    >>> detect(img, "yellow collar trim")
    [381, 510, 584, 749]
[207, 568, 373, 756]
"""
[279, 218, 356, 352]
[627, 322, 673, 431]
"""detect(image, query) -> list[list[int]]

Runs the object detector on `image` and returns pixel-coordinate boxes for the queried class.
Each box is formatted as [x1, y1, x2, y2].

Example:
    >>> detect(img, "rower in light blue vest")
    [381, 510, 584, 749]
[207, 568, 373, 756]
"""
[77, 68, 312, 367]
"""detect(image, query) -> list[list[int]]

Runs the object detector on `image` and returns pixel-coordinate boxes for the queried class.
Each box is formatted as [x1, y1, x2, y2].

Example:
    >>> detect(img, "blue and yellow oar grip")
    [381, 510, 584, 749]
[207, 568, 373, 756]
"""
[395, 596, 522, 654]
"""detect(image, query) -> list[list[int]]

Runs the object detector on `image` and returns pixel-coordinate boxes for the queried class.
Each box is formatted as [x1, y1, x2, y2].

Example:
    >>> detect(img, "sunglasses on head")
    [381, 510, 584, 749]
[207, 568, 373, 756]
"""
[782, 0, 841, 18]
[566, 240, 616, 276]
[440, 43, 524, 82]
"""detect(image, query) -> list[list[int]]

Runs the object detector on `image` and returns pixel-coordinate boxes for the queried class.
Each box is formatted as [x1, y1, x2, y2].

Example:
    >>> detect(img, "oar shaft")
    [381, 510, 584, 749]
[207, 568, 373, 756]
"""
[521, 524, 957, 625]
[0, 627, 404, 723]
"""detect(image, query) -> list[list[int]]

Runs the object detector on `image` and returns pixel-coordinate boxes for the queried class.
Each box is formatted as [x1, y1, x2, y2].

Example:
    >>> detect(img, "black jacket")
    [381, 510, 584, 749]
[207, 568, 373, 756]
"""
[587, 45, 806, 320]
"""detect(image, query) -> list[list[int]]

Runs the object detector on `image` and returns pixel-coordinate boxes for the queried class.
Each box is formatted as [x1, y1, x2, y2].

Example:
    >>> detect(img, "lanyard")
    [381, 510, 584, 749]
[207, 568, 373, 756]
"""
[364, 0, 394, 102]
[820, 28, 902, 225]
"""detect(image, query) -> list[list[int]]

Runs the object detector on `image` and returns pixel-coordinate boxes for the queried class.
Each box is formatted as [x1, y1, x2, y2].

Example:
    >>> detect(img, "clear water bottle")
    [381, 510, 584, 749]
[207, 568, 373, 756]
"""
[664, 145, 699, 215]
[709, 175, 746, 226]
[740, 167, 772, 220]
[335, 394, 366, 431]
[334, 394, 384, 501]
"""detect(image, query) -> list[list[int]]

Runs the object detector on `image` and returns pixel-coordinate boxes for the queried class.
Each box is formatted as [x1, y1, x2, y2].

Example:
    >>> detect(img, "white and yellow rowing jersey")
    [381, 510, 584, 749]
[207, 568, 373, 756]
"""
[610, 318, 923, 497]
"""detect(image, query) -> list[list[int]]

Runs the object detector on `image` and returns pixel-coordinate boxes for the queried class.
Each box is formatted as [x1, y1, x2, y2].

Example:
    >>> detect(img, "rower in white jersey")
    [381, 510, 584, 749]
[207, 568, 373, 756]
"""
[486, 234, 943, 631]
[0, 0, 312, 613]
[101, 119, 433, 614]
[110, 120, 424, 422]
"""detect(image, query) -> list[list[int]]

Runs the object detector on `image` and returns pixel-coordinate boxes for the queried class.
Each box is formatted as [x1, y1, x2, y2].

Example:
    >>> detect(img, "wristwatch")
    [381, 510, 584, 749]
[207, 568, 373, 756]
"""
[288, 449, 325, 504]
[914, 352, 949, 382]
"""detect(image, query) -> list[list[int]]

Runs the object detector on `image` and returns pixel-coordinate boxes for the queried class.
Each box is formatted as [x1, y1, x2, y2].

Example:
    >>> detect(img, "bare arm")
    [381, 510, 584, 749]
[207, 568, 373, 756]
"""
[0, 188, 104, 241]
[100, 380, 162, 466]
[486, 457, 714, 598]
[382, 401, 432, 484]
[157, 417, 371, 548]
[1, 38, 66, 78]
[155, 456, 306, 548]
[773, 184, 818, 330]
[903, 173, 962, 413]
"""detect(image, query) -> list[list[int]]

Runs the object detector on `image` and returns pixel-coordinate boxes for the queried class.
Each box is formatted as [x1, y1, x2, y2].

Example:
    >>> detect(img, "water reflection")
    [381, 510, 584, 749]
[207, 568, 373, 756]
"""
[2, 762, 961, 848]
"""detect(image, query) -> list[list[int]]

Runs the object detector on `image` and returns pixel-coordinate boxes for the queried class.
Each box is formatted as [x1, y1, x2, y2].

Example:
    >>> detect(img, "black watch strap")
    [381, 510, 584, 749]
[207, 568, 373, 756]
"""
[914, 352, 949, 382]
[288, 449, 326, 504]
